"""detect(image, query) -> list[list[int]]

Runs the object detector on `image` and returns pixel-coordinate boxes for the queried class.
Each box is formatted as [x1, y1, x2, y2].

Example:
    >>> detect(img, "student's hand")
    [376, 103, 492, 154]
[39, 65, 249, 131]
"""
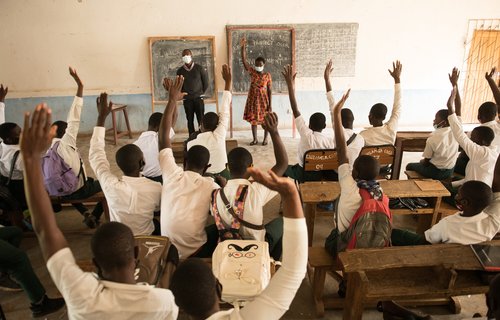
[162, 77, 170, 92]
[486, 67, 497, 81]
[262, 112, 279, 135]
[69, 66, 83, 87]
[0, 84, 8, 102]
[221, 64, 232, 91]
[96, 92, 113, 126]
[240, 37, 247, 47]
[324, 59, 334, 80]
[167, 76, 186, 102]
[282, 64, 296, 88]
[388, 60, 402, 84]
[448, 67, 460, 86]
[21, 103, 57, 159]
[333, 89, 351, 114]
[248, 167, 297, 198]
[447, 86, 457, 114]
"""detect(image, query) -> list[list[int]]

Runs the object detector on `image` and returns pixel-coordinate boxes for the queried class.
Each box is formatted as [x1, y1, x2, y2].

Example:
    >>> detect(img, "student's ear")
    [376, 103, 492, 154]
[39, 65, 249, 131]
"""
[202, 164, 211, 175]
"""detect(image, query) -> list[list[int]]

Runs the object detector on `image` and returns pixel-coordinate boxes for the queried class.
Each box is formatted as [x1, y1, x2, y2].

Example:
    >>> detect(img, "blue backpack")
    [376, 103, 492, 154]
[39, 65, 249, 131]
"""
[42, 141, 82, 196]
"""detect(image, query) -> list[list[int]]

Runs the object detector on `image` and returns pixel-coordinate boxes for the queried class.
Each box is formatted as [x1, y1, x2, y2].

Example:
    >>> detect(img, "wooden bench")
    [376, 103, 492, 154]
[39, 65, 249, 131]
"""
[171, 139, 239, 165]
[50, 191, 110, 223]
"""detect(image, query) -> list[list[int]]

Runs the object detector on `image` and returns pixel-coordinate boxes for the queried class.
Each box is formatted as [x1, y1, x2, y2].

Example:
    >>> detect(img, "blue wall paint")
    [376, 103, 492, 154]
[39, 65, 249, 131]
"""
[4, 89, 449, 134]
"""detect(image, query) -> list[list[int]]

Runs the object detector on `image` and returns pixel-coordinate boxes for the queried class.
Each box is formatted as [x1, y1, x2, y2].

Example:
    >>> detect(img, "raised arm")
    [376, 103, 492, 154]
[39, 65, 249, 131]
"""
[159, 76, 185, 151]
[21, 104, 68, 261]
[486, 67, 500, 109]
[263, 112, 288, 176]
[282, 65, 299, 118]
[333, 90, 351, 165]
[449, 67, 462, 117]
[240, 37, 251, 72]
[386, 61, 402, 130]
[324, 59, 333, 93]
[213, 65, 232, 139]
[70, 66, 83, 98]
[0, 84, 8, 125]
[61, 67, 84, 147]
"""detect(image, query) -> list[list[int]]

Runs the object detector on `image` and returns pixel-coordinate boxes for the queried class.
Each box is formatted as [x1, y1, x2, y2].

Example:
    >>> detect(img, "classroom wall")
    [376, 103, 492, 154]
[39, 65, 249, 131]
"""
[1, 0, 499, 134]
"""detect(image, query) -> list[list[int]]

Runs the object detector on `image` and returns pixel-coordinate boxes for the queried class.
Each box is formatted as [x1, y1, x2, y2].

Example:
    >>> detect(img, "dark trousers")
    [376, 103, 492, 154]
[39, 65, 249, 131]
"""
[152, 219, 161, 236]
[406, 162, 454, 180]
[62, 178, 103, 220]
[184, 98, 205, 135]
[146, 175, 163, 184]
[0, 178, 27, 210]
[454, 152, 469, 176]
[0, 226, 45, 303]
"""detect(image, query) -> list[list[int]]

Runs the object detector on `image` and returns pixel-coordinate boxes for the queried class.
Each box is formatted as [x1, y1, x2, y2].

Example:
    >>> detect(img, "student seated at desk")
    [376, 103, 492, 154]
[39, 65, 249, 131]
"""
[0, 121, 25, 211]
[89, 93, 161, 236]
[359, 61, 402, 146]
[133, 112, 175, 184]
[282, 64, 334, 181]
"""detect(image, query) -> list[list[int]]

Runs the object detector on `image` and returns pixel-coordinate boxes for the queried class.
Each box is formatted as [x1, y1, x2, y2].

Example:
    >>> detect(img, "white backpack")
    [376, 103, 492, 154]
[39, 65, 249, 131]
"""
[212, 240, 271, 304]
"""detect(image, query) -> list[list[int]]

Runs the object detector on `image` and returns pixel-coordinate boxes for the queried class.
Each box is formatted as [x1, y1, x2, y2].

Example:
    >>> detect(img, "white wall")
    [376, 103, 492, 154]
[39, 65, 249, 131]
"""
[1, 0, 499, 98]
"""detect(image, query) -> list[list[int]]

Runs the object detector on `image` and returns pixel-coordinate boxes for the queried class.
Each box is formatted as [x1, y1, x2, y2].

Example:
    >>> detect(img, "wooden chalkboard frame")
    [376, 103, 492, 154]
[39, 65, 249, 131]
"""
[148, 36, 218, 111]
[226, 25, 296, 95]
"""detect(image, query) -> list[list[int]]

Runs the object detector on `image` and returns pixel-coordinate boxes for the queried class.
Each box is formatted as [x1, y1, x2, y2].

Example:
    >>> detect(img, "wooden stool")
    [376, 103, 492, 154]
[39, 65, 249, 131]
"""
[106, 104, 133, 145]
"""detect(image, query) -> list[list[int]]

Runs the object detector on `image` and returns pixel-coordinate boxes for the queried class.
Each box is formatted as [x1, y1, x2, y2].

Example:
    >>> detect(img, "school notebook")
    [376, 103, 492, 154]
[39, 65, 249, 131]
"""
[470, 244, 500, 272]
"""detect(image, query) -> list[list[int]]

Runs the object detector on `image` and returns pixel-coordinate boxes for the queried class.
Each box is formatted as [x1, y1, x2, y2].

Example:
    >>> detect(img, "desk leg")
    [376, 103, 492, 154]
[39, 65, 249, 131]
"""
[305, 203, 316, 247]
[343, 272, 367, 320]
[431, 197, 442, 226]
[392, 138, 404, 180]
[312, 267, 327, 317]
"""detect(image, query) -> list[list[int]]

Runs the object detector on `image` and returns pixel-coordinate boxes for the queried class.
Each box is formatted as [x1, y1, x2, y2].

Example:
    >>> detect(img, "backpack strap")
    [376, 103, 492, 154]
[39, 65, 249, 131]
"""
[220, 185, 265, 230]
[346, 133, 357, 146]
[5, 150, 20, 186]
[212, 189, 233, 232]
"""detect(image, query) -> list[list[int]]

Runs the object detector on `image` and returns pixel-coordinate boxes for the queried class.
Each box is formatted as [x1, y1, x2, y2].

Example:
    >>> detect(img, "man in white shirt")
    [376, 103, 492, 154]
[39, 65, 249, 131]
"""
[187, 84, 231, 179]
[159, 72, 227, 259]
[425, 181, 495, 244]
[20, 103, 178, 320]
[133, 112, 175, 184]
[360, 61, 402, 146]
[170, 167, 307, 320]
[89, 93, 162, 236]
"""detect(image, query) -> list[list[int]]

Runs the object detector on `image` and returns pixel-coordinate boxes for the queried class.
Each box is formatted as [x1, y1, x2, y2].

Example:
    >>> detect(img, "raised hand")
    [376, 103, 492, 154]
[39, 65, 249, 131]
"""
[248, 167, 296, 197]
[449, 67, 460, 86]
[282, 64, 296, 87]
[447, 86, 457, 114]
[21, 103, 57, 158]
[324, 60, 334, 92]
[221, 64, 232, 91]
[486, 67, 497, 81]
[168, 75, 186, 102]
[69, 66, 83, 97]
[388, 60, 402, 84]
[0, 84, 8, 102]
[262, 112, 279, 135]
[96, 92, 113, 126]
[240, 37, 247, 47]
[333, 89, 351, 114]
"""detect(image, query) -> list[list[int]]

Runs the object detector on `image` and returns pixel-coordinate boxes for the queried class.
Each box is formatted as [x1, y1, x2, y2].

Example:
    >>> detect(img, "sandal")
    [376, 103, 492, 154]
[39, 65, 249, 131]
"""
[262, 140, 268, 146]
[249, 140, 259, 146]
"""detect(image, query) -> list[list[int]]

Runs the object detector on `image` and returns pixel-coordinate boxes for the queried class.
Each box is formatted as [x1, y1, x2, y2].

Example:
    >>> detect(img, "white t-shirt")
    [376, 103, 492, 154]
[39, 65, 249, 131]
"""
[211, 178, 277, 241]
[425, 211, 499, 244]
[159, 148, 218, 258]
[337, 163, 362, 233]
[422, 127, 459, 169]
[46, 248, 178, 320]
[295, 115, 334, 167]
[0, 143, 22, 180]
[134, 129, 174, 178]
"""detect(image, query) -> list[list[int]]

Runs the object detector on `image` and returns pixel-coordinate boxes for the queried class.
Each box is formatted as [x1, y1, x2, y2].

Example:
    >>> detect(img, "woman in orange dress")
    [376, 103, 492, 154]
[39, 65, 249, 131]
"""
[240, 37, 272, 145]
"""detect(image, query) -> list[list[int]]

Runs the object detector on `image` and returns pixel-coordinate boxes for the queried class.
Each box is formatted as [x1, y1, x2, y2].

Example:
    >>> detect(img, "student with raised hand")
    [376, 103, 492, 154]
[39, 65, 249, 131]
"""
[210, 111, 288, 260]
[324, 60, 365, 171]
[359, 60, 402, 146]
[186, 65, 232, 179]
[485, 67, 500, 115]
[282, 64, 334, 181]
[159, 74, 221, 259]
[89, 92, 162, 236]
[20, 104, 178, 319]
[480, 68, 500, 147]
[49, 67, 103, 228]
[170, 167, 307, 320]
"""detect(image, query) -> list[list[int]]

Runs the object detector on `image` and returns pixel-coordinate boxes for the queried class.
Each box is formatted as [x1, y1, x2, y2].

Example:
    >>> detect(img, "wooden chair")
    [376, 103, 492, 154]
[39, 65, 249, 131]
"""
[360, 145, 396, 179]
[302, 149, 339, 182]
[106, 104, 133, 145]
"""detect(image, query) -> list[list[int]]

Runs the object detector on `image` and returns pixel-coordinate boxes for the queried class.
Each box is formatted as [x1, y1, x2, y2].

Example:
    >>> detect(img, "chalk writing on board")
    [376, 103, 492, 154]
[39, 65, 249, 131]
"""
[149, 38, 216, 103]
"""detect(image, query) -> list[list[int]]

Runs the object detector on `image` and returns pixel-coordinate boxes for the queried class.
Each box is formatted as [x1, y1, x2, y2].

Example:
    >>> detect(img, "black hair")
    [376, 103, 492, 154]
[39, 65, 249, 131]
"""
[472, 126, 495, 146]
[182, 49, 192, 55]
[148, 112, 163, 131]
[186, 145, 210, 171]
[227, 147, 253, 177]
[170, 258, 218, 319]
[0, 122, 20, 144]
[353, 155, 380, 181]
[370, 103, 388, 120]
[309, 113, 326, 132]
[341, 108, 355, 129]
[478, 101, 498, 122]
[460, 181, 492, 210]
[436, 109, 449, 122]
[115, 144, 144, 175]
[52, 120, 68, 139]
[90, 222, 135, 271]
[255, 57, 266, 64]
[202, 112, 219, 132]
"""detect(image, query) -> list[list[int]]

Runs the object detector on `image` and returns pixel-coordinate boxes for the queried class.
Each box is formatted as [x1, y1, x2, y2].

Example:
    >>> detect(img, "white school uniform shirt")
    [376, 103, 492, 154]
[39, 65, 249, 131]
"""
[89, 127, 161, 236]
[485, 192, 500, 227]
[0, 102, 4, 125]
[211, 178, 277, 241]
[0, 143, 22, 180]
[448, 114, 498, 188]
[359, 83, 402, 146]
[327, 91, 365, 170]
[46, 248, 178, 320]
[337, 163, 362, 232]
[187, 91, 231, 173]
[422, 127, 459, 170]
[206, 218, 307, 320]
[51, 96, 87, 190]
[159, 148, 218, 258]
[133, 129, 174, 178]
[482, 120, 500, 151]
[295, 115, 334, 166]
[424, 211, 499, 244]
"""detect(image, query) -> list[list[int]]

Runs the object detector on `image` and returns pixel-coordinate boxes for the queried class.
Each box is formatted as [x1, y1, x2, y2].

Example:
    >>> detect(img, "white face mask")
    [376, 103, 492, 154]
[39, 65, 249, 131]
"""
[182, 55, 192, 64]
[255, 65, 264, 72]
[433, 120, 445, 130]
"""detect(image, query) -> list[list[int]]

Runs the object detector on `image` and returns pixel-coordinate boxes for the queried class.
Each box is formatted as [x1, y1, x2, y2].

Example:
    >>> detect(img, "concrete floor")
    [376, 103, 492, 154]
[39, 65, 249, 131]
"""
[1, 129, 489, 319]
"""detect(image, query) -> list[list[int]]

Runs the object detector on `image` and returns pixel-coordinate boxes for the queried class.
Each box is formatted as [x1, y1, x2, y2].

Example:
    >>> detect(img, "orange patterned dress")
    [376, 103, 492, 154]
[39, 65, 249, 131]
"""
[243, 68, 272, 125]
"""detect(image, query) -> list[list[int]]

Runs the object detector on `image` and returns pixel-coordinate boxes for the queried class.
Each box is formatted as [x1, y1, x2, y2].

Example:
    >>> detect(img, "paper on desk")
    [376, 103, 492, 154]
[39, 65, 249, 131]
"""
[414, 179, 444, 191]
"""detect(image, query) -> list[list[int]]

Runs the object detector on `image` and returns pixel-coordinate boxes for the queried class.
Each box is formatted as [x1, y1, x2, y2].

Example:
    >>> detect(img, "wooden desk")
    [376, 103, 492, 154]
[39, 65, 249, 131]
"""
[392, 131, 431, 179]
[300, 180, 450, 245]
